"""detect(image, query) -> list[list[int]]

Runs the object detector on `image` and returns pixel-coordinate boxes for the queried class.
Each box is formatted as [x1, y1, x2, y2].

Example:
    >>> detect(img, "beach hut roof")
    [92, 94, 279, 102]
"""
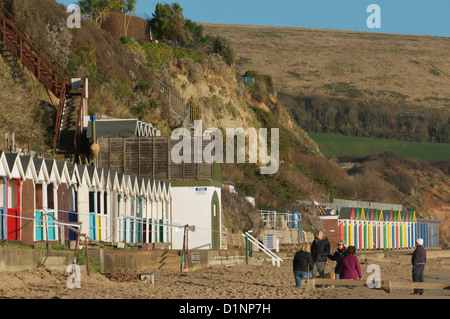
[44, 159, 60, 184]
[146, 179, 154, 199]
[5, 153, 24, 179]
[33, 158, 49, 182]
[0, 151, 10, 178]
[87, 166, 101, 189]
[77, 165, 91, 186]
[19, 155, 37, 182]
[56, 161, 71, 185]
[138, 177, 146, 196]
[86, 119, 155, 140]
[66, 163, 80, 185]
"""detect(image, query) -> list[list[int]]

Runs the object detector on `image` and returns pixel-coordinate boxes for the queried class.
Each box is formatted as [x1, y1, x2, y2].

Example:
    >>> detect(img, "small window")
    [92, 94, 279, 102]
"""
[47, 184, 54, 209]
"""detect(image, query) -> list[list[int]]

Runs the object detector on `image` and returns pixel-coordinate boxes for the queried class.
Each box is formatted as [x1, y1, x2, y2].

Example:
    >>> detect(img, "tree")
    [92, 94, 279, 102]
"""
[78, 0, 111, 27]
[110, 0, 137, 36]
[150, 2, 187, 41]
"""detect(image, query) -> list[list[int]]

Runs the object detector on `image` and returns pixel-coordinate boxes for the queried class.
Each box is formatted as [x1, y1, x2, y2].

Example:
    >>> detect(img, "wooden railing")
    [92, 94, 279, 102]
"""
[0, 4, 70, 150]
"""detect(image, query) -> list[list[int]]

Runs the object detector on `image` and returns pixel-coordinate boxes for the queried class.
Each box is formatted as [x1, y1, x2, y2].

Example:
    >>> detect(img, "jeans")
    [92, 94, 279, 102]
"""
[334, 273, 340, 288]
[412, 264, 425, 294]
[294, 270, 311, 288]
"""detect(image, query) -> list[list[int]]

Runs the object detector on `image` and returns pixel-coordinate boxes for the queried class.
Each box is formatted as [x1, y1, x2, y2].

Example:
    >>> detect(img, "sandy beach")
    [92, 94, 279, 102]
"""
[0, 250, 449, 301]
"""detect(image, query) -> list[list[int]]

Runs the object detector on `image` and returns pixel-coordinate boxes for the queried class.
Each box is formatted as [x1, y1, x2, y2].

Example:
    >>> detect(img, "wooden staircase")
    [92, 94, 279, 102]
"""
[0, 4, 70, 151]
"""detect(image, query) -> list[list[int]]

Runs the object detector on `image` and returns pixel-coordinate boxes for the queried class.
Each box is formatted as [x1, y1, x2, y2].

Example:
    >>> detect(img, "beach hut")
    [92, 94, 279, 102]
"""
[171, 180, 222, 250]
[19, 155, 38, 245]
[5, 153, 25, 241]
[135, 177, 147, 244]
[143, 178, 154, 244]
[416, 219, 440, 248]
[66, 163, 81, 241]
[99, 168, 113, 243]
[44, 159, 61, 242]
[87, 166, 102, 241]
[33, 158, 52, 242]
[76, 165, 92, 238]
[116, 173, 128, 243]
[0, 151, 10, 240]
[56, 161, 73, 246]
[109, 170, 121, 244]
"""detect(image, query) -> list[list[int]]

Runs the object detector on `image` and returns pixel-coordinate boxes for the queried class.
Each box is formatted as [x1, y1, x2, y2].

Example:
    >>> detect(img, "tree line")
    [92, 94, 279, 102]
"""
[279, 93, 450, 144]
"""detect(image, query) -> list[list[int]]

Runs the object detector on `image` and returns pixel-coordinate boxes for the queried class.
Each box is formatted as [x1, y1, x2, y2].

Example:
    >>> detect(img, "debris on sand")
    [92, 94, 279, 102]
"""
[105, 268, 140, 282]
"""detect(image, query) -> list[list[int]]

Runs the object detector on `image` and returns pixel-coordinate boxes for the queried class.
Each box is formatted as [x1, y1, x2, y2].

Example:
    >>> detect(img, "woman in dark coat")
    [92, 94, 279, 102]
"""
[293, 242, 313, 288]
[328, 240, 347, 279]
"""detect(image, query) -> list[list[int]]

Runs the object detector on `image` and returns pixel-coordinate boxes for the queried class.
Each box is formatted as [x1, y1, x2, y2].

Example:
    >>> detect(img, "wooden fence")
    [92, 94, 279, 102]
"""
[97, 136, 214, 180]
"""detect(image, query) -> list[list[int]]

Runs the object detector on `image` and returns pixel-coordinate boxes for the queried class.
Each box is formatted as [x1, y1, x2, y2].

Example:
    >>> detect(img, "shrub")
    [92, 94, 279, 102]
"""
[221, 191, 263, 236]
[384, 171, 415, 195]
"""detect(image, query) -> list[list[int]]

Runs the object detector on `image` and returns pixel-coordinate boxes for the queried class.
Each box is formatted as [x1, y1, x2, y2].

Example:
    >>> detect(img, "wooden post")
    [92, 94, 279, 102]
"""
[99, 247, 104, 273]
[184, 225, 189, 270]
[180, 225, 187, 272]
[85, 236, 90, 276]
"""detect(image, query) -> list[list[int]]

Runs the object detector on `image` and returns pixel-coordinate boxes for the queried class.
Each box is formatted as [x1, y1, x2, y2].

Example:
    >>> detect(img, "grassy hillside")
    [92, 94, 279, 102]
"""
[202, 23, 450, 143]
[202, 23, 450, 110]
[308, 132, 450, 160]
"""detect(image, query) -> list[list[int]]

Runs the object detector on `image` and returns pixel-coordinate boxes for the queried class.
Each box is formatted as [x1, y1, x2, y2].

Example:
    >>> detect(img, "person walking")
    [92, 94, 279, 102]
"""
[411, 238, 426, 295]
[293, 242, 313, 288]
[328, 240, 347, 279]
[310, 230, 330, 280]
[339, 245, 362, 281]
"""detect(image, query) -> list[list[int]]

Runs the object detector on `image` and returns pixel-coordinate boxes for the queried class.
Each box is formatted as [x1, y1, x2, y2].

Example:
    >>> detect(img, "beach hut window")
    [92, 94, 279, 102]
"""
[104, 192, 108, 215]
[89, 191, 95, 213]
[35, 184, 43, 209]
[47, 184, 54, 209]
[0, 178, 4, 207]
[7, 180, 18, 209]
[97, 191, 101, 214]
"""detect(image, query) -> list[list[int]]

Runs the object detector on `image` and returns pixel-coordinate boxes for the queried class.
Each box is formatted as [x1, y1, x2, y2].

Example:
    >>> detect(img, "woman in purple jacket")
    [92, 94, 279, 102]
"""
[339, 246, 362, 280]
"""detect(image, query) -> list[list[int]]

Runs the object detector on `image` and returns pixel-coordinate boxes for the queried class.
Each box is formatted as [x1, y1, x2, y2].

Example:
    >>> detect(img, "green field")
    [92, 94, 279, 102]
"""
[308, 133, 450, 161]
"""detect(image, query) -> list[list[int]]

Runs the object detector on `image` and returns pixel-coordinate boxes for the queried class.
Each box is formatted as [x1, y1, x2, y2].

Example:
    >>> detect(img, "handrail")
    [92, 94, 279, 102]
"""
[53, 82, 67, 150]
[243, 231, 283, 267]
[0, 4, 69, 79]
[74, 78, 88, 151]
[0, 14, 67, 84]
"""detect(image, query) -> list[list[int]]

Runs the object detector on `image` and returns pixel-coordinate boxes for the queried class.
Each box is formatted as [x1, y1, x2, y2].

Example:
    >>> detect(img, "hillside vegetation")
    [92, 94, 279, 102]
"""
[0, 1, 448, 245]
[202, 23, 450, 143]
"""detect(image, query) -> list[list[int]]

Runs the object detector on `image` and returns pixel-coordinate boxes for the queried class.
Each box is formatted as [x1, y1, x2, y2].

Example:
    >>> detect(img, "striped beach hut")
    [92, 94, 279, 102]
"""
[338, 207, 420, 250]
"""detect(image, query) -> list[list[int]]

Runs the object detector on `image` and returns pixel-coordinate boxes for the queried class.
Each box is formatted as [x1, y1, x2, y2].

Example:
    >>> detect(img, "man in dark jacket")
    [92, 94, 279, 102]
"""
[310, 230, 330, 279]
[411, 238, 426, 295]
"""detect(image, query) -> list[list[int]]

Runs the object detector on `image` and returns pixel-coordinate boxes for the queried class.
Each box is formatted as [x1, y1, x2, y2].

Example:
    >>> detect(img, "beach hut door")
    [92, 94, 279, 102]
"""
[211, 191, 220, 249]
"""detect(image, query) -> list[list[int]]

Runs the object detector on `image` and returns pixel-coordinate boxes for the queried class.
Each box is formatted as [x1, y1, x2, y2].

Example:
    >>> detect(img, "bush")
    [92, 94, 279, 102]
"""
[222, 191, 263, 236]
[384, 171, 415, 195]
[205, 35, 234, 66]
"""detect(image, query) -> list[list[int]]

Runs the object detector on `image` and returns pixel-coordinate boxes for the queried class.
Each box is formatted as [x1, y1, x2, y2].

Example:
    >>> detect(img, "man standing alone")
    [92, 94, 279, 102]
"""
[311, 230, 330, 279]
[411, 238, 426, 295]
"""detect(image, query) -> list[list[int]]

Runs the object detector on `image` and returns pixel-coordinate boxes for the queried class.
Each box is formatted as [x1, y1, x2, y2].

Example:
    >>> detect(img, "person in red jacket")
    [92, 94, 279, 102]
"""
[339, 245, 362, 281]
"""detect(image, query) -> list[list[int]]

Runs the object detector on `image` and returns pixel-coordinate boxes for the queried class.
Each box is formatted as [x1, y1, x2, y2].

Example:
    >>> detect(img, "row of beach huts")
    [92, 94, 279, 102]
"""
[0, 150, 176, 249]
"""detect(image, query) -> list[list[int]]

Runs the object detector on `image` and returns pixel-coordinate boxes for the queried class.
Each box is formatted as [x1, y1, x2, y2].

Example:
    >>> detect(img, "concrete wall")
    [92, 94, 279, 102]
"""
[0, 247, 73, 271]
[95, 249, 252, 273]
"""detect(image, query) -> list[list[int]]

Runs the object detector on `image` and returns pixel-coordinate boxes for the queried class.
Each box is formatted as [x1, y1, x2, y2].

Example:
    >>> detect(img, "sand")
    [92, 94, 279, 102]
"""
[0, 251, 449, 300]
